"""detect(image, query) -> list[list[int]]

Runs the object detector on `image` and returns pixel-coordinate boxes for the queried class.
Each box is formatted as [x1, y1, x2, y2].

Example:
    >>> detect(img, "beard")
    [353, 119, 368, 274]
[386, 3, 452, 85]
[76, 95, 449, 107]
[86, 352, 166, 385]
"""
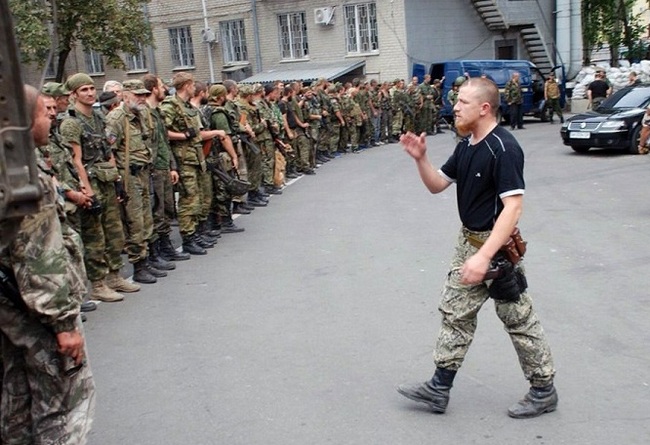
[454, 118, 472, 138]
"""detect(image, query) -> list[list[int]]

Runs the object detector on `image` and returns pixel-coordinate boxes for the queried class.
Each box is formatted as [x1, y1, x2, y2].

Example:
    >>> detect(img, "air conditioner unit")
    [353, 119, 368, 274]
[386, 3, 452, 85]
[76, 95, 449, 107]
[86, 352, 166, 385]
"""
[201, 28, 217, 44]
[314, 7, 334, 25]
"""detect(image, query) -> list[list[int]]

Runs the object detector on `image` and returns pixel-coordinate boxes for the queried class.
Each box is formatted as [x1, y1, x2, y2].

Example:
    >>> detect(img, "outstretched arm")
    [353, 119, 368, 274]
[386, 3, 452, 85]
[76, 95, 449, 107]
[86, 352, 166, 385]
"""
[400, 131, 452, 194]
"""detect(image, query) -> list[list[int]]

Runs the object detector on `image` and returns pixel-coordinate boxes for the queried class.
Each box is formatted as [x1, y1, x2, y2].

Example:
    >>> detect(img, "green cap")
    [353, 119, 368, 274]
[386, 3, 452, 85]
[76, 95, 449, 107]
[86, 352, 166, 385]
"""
[65, 73, 94, 92]
[41, 82, 70, 97]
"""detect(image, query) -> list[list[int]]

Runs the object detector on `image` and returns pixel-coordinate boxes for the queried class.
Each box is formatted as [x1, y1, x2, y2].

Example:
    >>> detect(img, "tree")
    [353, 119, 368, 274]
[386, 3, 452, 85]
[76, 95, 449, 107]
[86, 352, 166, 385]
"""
[582, 0, 646, 66]
[9, 0, 154, 82]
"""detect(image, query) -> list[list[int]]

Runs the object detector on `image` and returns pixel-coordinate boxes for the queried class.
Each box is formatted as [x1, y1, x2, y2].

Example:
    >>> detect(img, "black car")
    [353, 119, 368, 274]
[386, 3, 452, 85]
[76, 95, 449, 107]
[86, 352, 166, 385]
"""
[560, 84, 650, 154]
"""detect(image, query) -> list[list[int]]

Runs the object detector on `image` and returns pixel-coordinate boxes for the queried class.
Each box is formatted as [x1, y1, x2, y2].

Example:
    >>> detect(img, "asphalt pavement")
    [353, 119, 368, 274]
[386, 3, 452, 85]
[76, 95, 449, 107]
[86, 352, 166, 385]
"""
[85, 120, 650, 445]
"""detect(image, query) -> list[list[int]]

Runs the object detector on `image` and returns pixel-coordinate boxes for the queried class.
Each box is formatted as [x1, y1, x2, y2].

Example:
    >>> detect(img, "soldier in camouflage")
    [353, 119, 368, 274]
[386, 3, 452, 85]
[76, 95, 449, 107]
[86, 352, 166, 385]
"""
[105, 79, 173, 284]
[0, 85, 95, 445]
[505, 72, 524, 130]
[397, 77, 557, 419]
[142, 74, 191, 262]
[60, 73, 136, 302]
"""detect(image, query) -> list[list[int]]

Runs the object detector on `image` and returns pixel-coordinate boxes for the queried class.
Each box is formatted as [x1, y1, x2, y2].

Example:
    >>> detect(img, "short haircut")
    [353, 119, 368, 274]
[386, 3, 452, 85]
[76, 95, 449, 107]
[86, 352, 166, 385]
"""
[24, 84, 40, 123]
[462, 77, 500, 117]
[194, 81, 207, 96]
[223, 79, 237, 95]
[172, 72, 194, 90]
[103, 80, 123, 92]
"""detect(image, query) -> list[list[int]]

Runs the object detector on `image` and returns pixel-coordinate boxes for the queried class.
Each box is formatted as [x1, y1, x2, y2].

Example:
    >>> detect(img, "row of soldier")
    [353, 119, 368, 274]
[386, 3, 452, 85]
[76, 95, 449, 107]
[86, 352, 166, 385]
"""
[37, 72, 449, 306]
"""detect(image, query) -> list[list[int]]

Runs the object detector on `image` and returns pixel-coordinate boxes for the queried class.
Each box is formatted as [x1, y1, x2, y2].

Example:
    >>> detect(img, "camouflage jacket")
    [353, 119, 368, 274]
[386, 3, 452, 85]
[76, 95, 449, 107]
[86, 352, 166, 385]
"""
[0, 174, 84, 333]
[144, 104, 177, 171]
[505, 80, 523, 104]
[160, 94, 203, 166]
[105, 103, 153, 169]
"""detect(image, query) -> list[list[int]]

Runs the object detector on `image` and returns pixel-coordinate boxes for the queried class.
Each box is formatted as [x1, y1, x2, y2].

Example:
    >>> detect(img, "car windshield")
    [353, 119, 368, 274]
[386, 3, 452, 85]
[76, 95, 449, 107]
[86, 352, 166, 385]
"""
[599, 86, 650, 110]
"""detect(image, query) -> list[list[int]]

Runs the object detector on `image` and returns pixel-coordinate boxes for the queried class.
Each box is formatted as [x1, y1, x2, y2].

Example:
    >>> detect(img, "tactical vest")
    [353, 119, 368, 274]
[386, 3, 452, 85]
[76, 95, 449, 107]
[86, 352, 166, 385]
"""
[68, 108, 111, 165]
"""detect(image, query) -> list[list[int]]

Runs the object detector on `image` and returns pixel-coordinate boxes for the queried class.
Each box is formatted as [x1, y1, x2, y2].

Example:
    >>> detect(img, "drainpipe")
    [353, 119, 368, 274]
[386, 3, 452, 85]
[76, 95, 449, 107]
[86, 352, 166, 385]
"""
[568, 0, 583, 78]
[251, 0, 262, 73]
[556, 0, 570, 75]
[201, 0, 216, 83]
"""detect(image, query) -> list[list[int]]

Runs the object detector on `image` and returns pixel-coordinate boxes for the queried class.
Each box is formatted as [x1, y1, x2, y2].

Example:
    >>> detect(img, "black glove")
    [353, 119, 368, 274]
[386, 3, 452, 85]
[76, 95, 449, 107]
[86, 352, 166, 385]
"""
[87, 196, 102, 215]
[184, 128, 197, 140]
[114, 180, 129, 205]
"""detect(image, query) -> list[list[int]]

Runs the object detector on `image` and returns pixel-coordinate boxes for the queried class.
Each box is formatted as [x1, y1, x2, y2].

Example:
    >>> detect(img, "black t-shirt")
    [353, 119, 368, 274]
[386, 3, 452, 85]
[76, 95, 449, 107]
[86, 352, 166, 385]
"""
[440, 125, 525, 231]
[588, 79, 609, 99]
[278, 99, 297, 129]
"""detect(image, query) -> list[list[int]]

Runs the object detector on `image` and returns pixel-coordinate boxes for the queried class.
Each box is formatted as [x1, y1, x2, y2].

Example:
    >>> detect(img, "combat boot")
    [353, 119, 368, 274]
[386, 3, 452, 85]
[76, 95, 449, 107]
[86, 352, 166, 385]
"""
[508, 384, 558, 419]
[90, 280, 124, 302]
[148, 241, 176, 271]
[182, 234, 207, 255]
[198, 221, 219, 243]
[106, 270, 141, 293]
[159, 235, 190, 261]
[133, 260, 157, 284]
[145, 260, 168, 278]
[220, 219, 245, 234]
[396, 368, 457, 413]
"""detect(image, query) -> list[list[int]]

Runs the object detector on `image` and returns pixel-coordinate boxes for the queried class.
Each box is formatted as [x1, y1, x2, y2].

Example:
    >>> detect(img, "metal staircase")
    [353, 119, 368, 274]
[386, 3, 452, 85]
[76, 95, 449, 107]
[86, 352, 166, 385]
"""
[520, 24, 553, 74]
[470, 0, 508, 31]
[470, 0, 554, 72]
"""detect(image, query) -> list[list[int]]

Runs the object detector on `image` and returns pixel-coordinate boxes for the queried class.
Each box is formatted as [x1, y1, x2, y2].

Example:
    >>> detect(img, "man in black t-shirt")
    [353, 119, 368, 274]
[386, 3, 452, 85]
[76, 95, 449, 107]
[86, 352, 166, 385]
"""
[397, 77, 557, 419]
[587, 72, 610, 109]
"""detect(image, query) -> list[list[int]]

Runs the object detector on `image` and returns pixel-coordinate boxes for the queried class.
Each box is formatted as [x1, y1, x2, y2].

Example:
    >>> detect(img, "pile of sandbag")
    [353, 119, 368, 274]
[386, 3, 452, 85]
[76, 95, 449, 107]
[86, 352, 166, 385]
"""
[571, 60, 650, 98]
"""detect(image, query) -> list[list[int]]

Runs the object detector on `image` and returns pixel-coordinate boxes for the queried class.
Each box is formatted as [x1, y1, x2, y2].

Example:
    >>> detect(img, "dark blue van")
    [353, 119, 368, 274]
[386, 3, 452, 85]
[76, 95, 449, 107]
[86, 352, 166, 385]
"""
[420, 60, 563, 123]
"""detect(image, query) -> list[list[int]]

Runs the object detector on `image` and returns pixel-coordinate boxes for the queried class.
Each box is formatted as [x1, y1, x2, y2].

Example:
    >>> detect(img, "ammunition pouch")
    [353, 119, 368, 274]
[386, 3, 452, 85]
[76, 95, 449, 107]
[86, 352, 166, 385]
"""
[207, 163, 251, 196]
[89, 163, 120, 183]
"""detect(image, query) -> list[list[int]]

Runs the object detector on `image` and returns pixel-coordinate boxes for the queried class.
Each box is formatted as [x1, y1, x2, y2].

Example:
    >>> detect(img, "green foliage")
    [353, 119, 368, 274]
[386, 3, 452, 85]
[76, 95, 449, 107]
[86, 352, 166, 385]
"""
[9, 0, 154, 80]
[582, 0, 646, 66]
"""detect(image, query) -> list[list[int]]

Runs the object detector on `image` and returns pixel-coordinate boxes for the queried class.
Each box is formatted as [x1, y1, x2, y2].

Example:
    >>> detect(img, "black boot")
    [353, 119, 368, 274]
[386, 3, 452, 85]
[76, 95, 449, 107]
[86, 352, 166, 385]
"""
[194, 230, 215, 249]
[148, 241, 176, 271]
[220, 219, 245, 234]
[396, 368, 457, 413]
[145, 259, 167, 278]
[182, 234, 207, 255]
[508, 384, 558, 418]
[198, 221, 219, 244]
[133, 260, 156, 284]
[159, 234, 190, 261]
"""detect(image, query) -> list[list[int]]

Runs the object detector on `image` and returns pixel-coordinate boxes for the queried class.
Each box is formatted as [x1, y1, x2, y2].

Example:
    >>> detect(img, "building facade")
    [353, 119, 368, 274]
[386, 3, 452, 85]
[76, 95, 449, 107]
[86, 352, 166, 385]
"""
[22, 0, 557, 88]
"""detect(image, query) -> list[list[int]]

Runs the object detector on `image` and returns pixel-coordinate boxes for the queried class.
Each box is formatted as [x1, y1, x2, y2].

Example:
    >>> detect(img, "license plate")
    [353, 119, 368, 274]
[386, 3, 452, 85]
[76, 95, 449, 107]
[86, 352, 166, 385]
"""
[570, 131, 590, 139]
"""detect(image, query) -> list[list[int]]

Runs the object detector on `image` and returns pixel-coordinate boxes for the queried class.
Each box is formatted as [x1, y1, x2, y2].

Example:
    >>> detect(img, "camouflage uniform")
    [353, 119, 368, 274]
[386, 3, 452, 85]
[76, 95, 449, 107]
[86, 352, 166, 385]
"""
[327, 90, 343, 155]
[418, 82, 435, 134]
[390, 84, 406, 138]
[338, 93, 352, 152]
[224, 99, 249, 204]
[145, 103, 178, 242]
[59, 108, 125, 282]
[159, 94, 205, 237]
[255, 98, 277, 188]
[289, 96, 312, 172]
[505, 78, 524, 129]
[355, 87, 372, 146]
[348, 95, 364, 151]
[238, 97, 264, 192]
[204, 103, 236, 222]
[435, 228, 555, 387]
[0, 174, 95, 445]
[379, 87, 392, 142]
[105, 103, 153, 264]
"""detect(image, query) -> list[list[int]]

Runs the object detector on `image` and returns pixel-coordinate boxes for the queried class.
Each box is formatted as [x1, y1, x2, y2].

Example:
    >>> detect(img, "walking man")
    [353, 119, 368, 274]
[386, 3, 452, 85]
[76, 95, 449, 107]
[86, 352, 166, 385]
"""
[397, 77, 557, 418]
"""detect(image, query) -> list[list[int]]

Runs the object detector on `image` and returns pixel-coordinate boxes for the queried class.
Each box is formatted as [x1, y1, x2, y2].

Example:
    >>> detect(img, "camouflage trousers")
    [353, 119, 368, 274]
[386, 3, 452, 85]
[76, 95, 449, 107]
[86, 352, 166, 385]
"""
[244, 143, 262, 192]
[177, 164, 202, 236]
[418, 106, 434, 134]
[151, 168, 175, 238]
[349, 124, 361, 149]
[0, 304, 95, 445]
[198, 168, 212, 222]
[119, 167, 154, 263]
[433, 228, 556, 387]
[380, 109, 392, 141]
[232, 140, 248, 204]
[291, 128, 312, 172]
[327, 123, 341, 154]
[339, 124, 350, 151]
[80, 179, 125, 282]
[260, 139, 276, 188]
[391, 110, 404, 136]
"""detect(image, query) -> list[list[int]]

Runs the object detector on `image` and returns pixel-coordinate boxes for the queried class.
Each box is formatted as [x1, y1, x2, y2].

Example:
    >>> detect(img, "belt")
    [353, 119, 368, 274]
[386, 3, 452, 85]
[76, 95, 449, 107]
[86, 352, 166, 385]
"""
[128, 163, 151, 175]
[462, 227, 491, 249]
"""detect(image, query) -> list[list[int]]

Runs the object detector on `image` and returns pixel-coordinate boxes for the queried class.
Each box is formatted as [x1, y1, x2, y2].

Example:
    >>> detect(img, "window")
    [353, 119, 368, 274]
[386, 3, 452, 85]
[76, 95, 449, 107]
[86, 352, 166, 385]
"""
[126, 43, 147, 71]
[85, 50, 104, 74]
[220, 20, 248, 64]
[278, 12, 308, 60]
[344, 3, 379, 54]
[169, 26, 195, 68]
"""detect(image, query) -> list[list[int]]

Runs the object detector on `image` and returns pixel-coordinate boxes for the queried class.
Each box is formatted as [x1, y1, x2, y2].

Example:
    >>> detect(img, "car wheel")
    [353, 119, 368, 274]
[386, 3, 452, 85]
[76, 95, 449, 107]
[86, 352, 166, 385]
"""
[628, 125, 642, 154]
[571, 145, 590, 153]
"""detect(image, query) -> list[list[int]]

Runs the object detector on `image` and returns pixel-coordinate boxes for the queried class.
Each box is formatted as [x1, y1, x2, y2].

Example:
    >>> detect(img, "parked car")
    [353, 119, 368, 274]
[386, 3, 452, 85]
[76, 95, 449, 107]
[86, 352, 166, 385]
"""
[560, 84, 650, 154]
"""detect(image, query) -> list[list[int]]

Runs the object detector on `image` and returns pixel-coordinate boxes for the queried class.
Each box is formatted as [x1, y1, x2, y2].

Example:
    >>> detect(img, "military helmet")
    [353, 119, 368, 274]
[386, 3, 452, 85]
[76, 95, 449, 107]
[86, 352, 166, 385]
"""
[454, 76, 466, 87]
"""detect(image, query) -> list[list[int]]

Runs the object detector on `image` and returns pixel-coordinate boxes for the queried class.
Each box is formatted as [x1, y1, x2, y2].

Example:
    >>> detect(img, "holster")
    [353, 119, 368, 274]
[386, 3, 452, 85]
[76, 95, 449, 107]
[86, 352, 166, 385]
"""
[465, 227, 527, 266]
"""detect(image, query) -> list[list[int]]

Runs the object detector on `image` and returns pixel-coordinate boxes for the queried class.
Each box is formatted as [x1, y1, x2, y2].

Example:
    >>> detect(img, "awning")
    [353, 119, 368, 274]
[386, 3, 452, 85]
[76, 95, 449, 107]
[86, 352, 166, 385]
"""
[221, 64, 250, 73]
[239, 60, 366, 84]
